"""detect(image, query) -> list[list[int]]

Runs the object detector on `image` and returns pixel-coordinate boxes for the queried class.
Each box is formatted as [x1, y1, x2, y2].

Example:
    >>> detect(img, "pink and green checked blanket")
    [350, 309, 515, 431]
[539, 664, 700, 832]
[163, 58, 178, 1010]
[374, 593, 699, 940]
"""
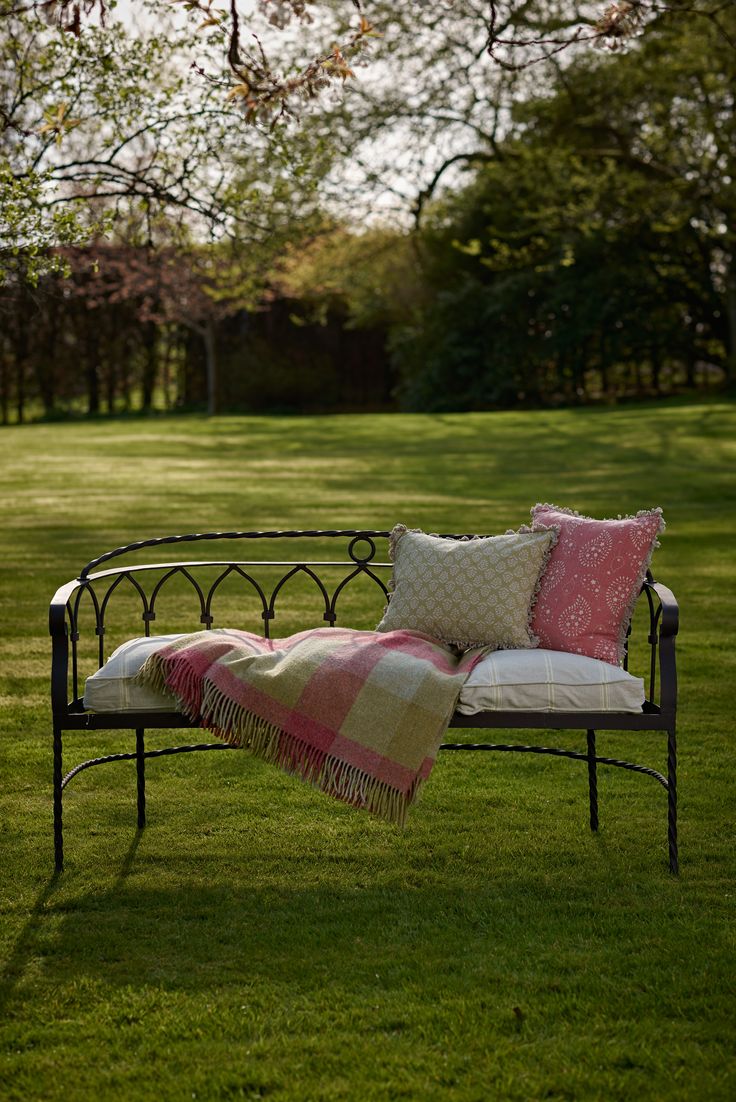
[137, 627, 480, 825]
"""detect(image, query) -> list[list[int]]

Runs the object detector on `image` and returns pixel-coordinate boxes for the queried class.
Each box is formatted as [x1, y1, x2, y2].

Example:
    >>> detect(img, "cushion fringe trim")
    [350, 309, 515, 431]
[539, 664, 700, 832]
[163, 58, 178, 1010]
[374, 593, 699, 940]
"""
[531, 504, 666, 665]
[382, 522, 559, 652]
[513, 523, 560, 648]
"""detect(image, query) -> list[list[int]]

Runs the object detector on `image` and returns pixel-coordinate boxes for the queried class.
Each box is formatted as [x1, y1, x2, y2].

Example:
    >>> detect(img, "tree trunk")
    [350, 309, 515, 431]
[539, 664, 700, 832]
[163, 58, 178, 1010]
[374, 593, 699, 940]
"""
[181, 328, 196, 405]
[86, 326, 100, 415]
[106, 336, 117, 414]
[1, 348, 9, 425]
[15, 308, 28, 424]
[685, 352, 696, 389]
[36, 298, 58, 416]
[141, 321, 158, 411]
[204, 318, 219, 415]
[161, 326, 173, 410]
[572, 344, 586, 402]
[725, 268, 736, 386]
[598, 332, 609, 395]
[650, 344, 661, 395]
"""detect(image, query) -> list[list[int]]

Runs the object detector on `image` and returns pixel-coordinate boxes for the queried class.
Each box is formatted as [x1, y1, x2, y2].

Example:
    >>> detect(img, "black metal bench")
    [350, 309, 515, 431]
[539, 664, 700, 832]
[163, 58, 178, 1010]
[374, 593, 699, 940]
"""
[49, 530, 679, 874]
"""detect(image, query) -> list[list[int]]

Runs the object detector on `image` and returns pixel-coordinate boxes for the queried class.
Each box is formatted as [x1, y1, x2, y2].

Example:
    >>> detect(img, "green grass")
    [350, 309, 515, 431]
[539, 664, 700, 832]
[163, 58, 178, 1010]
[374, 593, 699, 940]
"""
[1, 397, 735, 1101]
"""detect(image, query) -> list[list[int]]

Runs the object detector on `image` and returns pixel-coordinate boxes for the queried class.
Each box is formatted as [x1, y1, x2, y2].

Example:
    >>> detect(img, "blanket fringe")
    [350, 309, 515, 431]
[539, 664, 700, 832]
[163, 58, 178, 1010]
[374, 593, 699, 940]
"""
[197, 677, 416, 826]
[137, 644, 429, 827]
[135, 652, 202, 721]
[136, 651, 168, 696]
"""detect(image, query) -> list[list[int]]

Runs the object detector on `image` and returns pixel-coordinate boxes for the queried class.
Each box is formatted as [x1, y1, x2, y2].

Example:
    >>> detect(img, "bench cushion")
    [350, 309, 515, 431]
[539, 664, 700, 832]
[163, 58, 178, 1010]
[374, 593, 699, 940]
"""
[83, 634, 185, 712]
[456, 648, 645, 714]
[84, 635, 645, 716]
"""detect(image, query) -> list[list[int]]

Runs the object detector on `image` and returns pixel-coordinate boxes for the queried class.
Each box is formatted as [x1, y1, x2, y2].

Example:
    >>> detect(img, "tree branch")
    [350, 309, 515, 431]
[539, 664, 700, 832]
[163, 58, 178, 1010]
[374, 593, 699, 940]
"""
[413, 151, 495, 229]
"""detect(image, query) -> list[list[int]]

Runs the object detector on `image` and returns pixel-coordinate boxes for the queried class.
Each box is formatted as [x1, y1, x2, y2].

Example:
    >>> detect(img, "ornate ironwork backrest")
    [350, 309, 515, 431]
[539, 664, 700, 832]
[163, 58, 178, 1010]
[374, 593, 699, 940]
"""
[64, 532, 397, 691]
[56, 530, 670, 707]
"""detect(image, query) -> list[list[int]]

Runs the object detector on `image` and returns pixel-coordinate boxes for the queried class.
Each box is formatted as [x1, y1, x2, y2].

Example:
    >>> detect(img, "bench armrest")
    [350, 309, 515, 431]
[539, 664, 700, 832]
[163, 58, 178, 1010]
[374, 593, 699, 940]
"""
[642, 579, 678, 719]
[49, 579, 84, 716]
[646, 580, 679, 638]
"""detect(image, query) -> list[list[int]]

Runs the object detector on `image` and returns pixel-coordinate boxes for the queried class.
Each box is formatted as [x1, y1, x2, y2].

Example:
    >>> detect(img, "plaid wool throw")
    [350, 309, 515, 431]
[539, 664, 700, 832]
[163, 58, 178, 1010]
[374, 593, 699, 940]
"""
[137, 627, 480, 824]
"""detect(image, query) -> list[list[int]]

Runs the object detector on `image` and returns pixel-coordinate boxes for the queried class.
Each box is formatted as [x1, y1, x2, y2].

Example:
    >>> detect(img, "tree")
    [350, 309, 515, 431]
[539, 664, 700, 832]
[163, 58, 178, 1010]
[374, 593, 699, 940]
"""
[518, 8, 736, 382]
[4, 0, 734, 418]
[1, 1, 337, 283]
[5, 1, 734, 272]
[12, 1, 734, 105]
[62, 245, 240, 414]
[298, 7, 735, 409]
[3, 0, 378, 129]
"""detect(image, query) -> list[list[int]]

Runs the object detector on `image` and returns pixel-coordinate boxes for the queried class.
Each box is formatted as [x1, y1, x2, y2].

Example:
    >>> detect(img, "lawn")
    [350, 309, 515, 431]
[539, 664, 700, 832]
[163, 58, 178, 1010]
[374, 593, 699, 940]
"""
[1, 397, 734, 1101]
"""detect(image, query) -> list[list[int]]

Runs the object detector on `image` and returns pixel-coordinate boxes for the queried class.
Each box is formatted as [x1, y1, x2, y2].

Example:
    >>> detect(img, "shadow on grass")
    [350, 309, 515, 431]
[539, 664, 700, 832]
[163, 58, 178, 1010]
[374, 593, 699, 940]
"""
[0, 831, 143, 1017]
[1, 816, 685, 1022]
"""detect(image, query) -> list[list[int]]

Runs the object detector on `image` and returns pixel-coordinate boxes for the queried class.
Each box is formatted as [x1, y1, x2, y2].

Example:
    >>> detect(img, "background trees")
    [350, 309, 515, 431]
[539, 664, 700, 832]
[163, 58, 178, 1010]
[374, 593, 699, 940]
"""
[360, 6, 736, 408]
[1, 1, 734, 419]
[0, 0, 335, 417]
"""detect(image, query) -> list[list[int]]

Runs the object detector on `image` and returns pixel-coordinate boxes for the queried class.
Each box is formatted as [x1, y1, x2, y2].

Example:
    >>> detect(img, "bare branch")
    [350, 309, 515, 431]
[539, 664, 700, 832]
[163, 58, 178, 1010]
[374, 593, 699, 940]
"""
[413, 151, 495, 229]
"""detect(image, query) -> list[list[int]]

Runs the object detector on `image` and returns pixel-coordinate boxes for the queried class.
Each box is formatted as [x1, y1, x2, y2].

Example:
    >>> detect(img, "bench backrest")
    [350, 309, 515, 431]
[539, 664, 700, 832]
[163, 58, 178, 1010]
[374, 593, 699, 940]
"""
[51, 529, 668, 709]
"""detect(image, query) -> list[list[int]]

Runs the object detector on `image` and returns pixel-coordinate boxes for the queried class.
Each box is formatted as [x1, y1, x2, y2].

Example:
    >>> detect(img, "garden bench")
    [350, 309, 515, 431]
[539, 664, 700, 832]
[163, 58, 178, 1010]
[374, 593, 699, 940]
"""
[49, 529, 679, 874]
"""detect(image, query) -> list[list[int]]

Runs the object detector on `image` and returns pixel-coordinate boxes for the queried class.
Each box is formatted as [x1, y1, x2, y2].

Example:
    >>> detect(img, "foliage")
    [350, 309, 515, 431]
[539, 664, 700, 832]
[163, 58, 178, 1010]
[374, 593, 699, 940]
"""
[486, 0, 736, 67]
[0, 400, 735, 1099]
[255, 8, 735, 412]
[0, 230, 395, 421]
[11, 1, 734, 116]
[0, 165, 112, 286]
[0, 1, 337, 284]
[3, 1, 735, 414]
[10, 0, 379, 122]
[273, 224, 421, 328]
[386, 9, 736, 408]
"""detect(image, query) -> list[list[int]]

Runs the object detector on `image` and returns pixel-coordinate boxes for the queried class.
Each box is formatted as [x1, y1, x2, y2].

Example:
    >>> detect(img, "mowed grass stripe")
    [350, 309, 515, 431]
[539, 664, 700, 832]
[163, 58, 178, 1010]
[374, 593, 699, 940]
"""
[0, 397, 734, 1101]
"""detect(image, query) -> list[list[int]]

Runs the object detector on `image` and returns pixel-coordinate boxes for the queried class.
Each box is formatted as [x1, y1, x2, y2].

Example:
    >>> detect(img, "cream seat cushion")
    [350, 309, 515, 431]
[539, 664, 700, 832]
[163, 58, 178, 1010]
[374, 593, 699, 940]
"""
[85, 635, 645, 716]
[83, 634, 186, 712]
[456, 648, 645, 714]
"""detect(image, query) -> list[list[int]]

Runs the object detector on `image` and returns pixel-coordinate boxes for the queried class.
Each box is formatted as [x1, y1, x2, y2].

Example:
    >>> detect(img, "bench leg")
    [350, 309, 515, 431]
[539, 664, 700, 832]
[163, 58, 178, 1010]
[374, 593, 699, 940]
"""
[53, 724, 64, 872]
[587, 729, 598, 832]
[136, 728, 146, 829]
[668, 728, 678, 875]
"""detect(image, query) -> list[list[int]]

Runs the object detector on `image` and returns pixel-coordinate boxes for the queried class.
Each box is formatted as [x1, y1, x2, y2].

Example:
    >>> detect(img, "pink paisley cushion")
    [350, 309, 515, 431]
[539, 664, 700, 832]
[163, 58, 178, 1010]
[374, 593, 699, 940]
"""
[530, 504, 665, 665]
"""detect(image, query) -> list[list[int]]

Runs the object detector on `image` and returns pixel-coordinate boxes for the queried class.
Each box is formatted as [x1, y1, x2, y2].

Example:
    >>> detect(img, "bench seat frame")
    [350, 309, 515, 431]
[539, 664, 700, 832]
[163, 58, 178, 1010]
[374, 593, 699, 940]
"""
[49, 530, 679, 874]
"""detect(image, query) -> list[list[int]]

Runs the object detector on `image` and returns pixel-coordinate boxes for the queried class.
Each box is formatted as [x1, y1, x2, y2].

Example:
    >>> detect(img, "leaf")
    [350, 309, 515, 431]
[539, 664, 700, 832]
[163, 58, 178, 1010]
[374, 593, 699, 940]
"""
[37, 101, 83, 144]
[225, 83, 251, 101]
[359, 17, 381, 37]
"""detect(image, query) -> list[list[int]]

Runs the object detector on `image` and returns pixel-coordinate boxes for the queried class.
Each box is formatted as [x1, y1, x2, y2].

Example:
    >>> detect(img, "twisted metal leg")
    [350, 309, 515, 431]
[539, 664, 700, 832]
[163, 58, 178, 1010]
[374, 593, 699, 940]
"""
[136, 728, 146, 829]
[587, 729, 599, 832]
[53, 725, 64, 872]
[668, 729, 678, 875]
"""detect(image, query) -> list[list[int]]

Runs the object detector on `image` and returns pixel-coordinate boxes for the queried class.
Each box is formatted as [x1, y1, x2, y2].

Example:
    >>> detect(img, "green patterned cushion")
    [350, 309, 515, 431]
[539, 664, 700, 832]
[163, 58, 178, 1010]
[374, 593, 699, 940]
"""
[376, 525, 558, 650]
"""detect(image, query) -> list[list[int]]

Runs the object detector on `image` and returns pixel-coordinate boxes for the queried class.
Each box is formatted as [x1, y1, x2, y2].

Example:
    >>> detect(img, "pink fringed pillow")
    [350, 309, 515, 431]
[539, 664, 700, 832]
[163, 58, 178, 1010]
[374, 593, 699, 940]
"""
[530, 504, 665, 665]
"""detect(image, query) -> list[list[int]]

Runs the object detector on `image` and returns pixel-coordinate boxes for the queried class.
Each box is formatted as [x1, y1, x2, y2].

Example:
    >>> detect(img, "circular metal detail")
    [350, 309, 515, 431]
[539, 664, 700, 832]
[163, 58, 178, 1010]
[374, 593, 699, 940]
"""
[348, 536, 376, 563]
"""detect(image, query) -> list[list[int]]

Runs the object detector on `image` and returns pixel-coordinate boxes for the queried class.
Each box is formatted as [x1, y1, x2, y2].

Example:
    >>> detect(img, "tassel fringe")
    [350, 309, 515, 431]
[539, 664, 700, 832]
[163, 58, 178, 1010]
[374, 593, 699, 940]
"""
[136, 651, 416, 826]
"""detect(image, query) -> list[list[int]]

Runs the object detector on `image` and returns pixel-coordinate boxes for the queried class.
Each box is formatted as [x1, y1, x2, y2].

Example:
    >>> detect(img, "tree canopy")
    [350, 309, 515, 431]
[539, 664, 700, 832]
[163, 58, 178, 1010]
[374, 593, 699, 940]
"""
[1, 0, 338, 284]
[1, 0, 734, 419]
[280, 7, 736, 405]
